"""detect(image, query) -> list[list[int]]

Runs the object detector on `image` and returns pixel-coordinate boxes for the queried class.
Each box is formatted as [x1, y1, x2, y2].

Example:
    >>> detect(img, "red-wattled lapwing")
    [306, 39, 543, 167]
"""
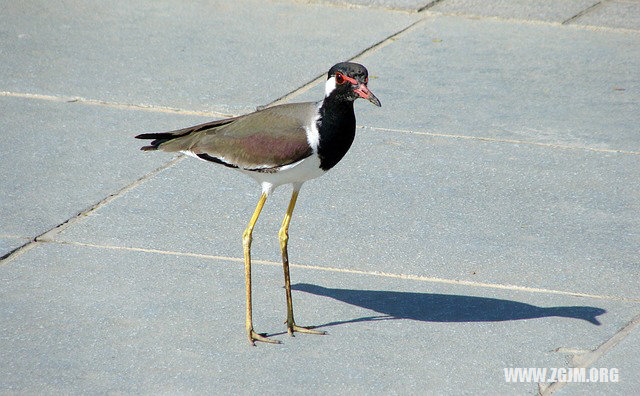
[136, 62, 381, 345]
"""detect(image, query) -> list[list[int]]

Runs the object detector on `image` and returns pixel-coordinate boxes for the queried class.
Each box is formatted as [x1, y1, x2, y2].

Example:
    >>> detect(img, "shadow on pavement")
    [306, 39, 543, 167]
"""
[291, 283, 606, 328]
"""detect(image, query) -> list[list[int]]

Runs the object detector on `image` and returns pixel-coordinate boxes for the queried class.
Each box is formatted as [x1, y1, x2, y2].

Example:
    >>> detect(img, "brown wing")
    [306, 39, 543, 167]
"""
[138, 102, 317, 169]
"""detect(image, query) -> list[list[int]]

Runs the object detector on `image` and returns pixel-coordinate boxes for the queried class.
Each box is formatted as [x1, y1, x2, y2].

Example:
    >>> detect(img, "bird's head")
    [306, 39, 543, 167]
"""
[325, 62, 381, 107]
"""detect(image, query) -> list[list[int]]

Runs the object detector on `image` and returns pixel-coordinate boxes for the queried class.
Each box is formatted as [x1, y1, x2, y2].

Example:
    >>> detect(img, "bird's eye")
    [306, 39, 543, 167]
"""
[335, 72, 345, 85]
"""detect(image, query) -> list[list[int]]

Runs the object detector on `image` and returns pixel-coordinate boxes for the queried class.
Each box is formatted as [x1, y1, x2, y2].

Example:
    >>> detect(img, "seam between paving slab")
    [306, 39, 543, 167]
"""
[0, 234, 31, 240]
[363, 126, 640, 156]
[39, 239, 640, 304]
[0, 91, 234, 118]
[423, 10, 640, 33]
[0, 156, 185, 264]
[417, 0, 446, 13]
[539, 312, 640, 395]
[562, 1, 604, 25]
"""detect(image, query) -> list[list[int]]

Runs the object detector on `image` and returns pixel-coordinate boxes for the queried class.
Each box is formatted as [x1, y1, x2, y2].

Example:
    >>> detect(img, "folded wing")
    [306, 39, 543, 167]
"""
[136, 102, 317, 170]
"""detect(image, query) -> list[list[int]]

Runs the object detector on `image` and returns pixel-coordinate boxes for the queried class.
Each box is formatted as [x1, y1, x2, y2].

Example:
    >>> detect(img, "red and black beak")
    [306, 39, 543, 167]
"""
[354, 83, 381, 107]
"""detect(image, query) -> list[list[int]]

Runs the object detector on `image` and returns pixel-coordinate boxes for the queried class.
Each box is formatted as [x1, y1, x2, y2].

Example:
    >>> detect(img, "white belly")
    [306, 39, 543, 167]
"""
[240, 154, 326, 193]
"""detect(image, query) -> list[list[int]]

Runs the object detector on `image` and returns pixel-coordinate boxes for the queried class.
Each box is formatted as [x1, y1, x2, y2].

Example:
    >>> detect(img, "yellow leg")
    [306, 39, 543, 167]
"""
[279, 189, 326, 337]
[243, 193, 280, 346]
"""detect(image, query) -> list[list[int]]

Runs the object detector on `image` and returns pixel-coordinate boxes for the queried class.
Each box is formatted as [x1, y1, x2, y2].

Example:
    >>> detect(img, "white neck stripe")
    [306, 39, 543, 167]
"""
[324, 76, 336, 97]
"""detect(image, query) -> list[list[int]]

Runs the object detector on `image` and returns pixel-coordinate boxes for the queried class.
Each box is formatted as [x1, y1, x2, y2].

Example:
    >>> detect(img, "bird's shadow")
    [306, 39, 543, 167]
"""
[291, 283, 606, 329]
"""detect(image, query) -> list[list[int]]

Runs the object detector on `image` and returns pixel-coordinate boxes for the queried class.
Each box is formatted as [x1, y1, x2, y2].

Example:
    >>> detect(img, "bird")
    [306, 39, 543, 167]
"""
[135, 62, 381, 345]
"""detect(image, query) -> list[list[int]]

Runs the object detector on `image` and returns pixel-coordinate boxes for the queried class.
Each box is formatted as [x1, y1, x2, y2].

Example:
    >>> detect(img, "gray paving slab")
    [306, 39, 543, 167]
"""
[296, 15, 640, 151]
[570, 0, 640, 30]
[429, 0, 599, 22]
[56, 126, 640, 299]
[0, 0, 417, 115]
[0, 96, 208, 239]
[1, 243, 639, 393]
[0, 237, 29, 258]
[564, 322, 640, 394]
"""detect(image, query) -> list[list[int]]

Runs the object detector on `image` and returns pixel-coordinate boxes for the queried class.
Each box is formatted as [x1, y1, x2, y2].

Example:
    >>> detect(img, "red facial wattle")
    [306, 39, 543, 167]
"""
[334, 72, 382, 107]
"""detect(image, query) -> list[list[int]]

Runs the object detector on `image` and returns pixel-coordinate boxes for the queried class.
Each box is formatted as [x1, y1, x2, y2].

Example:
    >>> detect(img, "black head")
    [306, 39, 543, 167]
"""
[325, 62, 381, 107]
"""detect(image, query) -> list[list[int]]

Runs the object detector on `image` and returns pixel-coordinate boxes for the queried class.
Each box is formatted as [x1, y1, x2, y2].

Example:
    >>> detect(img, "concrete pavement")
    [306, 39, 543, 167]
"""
[1, 1, 639, 394]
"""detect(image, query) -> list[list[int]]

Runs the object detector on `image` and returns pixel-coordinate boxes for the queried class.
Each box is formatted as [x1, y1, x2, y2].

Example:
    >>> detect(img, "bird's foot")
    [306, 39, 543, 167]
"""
[285, 321, 327, 337]
[248, 329, 282, 346]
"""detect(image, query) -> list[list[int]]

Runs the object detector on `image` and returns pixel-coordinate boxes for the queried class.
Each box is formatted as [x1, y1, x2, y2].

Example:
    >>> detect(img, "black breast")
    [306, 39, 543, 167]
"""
[316, 100, 356, 171]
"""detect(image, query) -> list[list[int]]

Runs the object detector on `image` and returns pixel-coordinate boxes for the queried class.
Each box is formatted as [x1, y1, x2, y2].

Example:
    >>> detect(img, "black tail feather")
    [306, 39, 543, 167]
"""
[135, 132, 187, 151]
[135, 118, 236, 151]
